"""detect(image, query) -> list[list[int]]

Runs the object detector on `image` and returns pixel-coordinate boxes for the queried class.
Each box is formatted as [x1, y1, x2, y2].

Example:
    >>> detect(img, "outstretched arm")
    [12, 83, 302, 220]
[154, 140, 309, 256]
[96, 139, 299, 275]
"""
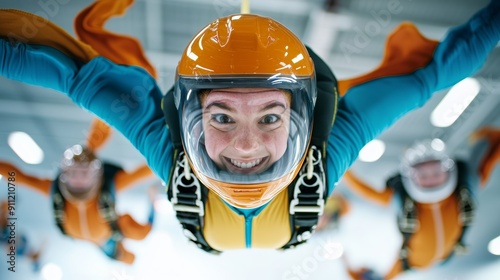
[326, 1, 500, 186]
[114, 164, 155, 193]
[342, 170, 393, 206]
[0, 161, 51, 196]
[0, 10, 173, 183]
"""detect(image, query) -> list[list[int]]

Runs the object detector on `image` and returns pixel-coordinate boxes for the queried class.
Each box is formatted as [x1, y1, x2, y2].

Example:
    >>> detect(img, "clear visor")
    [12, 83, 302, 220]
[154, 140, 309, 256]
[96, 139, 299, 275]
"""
[60, 161, 102, 196]
[409, 160, 450, 188]
[175, 75, 316, 187]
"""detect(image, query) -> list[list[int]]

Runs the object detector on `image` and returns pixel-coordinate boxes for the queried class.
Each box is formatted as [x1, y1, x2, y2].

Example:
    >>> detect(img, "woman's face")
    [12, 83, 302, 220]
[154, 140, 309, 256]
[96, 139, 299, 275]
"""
[411, 161, 449, 188]
[63, 163, 100, 195]
[202, 88, 291, 175]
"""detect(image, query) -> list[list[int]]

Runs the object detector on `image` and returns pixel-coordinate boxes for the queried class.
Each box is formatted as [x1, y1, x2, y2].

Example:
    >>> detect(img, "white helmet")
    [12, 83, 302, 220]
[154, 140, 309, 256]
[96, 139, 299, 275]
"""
[59, 145, 103, 200]
[400, 139, 457, 203]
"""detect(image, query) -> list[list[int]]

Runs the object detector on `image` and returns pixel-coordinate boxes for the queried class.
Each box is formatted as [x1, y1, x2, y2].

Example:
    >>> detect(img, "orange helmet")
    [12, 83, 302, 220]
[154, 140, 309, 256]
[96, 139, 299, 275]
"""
[174, 14, 316, 208]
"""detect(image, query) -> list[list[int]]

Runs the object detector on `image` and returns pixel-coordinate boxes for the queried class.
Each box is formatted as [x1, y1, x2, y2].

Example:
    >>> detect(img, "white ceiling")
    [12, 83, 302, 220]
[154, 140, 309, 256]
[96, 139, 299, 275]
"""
[0, 0, 499, 279]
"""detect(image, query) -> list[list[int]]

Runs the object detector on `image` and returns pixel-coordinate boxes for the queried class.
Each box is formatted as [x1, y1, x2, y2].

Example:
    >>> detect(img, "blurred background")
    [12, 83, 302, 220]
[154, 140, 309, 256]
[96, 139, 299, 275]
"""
[0, 0, 499, 279]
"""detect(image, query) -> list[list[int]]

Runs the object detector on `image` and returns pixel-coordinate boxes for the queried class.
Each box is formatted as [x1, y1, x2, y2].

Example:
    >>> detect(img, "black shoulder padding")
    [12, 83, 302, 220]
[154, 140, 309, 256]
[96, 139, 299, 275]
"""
[306, 46, 338, 148]
[162, 87, 182, 150]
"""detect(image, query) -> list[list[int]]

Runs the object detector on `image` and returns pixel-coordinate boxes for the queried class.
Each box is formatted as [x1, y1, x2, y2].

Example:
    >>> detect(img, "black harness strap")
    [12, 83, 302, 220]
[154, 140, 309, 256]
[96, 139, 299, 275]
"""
[279, 46, 338, 250]
[166, 151, 219, 254]
[281, 145, 328, 249]
[163, 87, 219, 254]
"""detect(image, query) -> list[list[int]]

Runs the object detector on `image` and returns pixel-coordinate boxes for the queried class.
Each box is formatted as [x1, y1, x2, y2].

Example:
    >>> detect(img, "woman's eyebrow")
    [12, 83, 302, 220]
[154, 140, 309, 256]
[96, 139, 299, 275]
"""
[260, 102, 286, 112]
[204, 102, 234, 112]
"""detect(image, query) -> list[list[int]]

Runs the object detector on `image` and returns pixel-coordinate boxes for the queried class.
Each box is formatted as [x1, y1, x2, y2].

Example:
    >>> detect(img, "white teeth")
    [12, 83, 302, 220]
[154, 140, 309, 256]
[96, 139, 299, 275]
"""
[230, 158, 262, 169]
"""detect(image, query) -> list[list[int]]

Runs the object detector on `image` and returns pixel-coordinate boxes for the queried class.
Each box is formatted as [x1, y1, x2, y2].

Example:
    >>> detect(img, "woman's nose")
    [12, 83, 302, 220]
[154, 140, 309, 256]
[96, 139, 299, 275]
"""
[233, 127, 260, 153]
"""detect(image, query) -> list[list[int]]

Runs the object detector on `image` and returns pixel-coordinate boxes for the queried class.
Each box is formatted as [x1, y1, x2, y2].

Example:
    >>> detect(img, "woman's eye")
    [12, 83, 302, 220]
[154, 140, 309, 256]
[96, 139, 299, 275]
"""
[212, 114, 233, 124]
[260, 114, 280, 124]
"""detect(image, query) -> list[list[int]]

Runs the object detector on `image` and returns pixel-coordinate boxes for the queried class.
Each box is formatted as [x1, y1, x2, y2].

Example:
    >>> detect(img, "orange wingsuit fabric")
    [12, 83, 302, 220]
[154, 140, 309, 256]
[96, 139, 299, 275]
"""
[343, 170, 462, 279]
[338, 22, 439, 97]
[86, 117, 113, 152]
[0, 9, 98, 62]
[74, 0, 157, 79]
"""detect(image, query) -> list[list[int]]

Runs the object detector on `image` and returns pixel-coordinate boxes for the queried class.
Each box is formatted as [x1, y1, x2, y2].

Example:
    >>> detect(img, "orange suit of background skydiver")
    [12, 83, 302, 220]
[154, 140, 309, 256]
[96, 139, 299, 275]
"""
[342, 127, 500, 279]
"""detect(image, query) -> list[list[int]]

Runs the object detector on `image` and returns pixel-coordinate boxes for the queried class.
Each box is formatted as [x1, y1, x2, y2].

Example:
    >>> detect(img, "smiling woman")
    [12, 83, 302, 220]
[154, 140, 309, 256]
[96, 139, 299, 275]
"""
[201, 88, 291, 175]
[173, 14, 317, 209]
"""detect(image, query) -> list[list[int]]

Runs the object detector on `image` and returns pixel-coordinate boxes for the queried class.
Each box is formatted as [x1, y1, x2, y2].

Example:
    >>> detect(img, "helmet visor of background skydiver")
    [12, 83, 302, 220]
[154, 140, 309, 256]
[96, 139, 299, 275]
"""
[59, 145, 103, 200]
[174, 14, 317, 209]
[410, 160, 450, 188]
[400, 139, 457, 203]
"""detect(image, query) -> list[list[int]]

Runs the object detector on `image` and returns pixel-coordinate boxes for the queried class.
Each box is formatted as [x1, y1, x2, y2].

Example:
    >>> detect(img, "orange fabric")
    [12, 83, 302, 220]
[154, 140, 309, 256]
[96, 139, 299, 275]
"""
[470, 127, 500, 186]
[338, 22, 439, 96]
[343, 170, 464, 279]
[342, 170, 393, 206]
[74, 0, 157, 78]
[384, 196, 462, 279]
[0, 9, 97, 62]
[117, 213, 153, 240]
[0, 161, 52, 196]
[86, 118, 113, 152]
[63, 199, 111, 243]
[115, 242, 135, 264]
[114, 164, 154, 192]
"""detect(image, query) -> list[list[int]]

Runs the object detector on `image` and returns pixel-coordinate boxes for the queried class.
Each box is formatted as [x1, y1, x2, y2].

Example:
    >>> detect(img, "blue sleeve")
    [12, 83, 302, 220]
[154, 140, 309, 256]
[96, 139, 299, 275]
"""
[0, 40, 173, 182]
[326, 1, 500, 195]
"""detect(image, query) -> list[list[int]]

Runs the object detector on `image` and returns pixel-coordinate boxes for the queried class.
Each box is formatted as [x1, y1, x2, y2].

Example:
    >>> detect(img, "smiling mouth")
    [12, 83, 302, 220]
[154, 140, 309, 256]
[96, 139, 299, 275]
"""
[224, 156, 268, 173]
[230, 158, 263, 169]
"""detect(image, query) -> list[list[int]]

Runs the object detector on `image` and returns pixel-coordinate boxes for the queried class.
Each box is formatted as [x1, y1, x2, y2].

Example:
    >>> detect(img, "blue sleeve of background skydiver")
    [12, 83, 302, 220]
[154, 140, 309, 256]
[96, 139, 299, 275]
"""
[325, 0, 500, 195]
[0, 40, 173, 182]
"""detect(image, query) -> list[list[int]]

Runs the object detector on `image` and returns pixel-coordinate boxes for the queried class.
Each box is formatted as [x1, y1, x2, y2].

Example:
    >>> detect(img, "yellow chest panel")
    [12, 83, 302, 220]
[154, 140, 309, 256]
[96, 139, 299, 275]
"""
[203, 189, 291, 251]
